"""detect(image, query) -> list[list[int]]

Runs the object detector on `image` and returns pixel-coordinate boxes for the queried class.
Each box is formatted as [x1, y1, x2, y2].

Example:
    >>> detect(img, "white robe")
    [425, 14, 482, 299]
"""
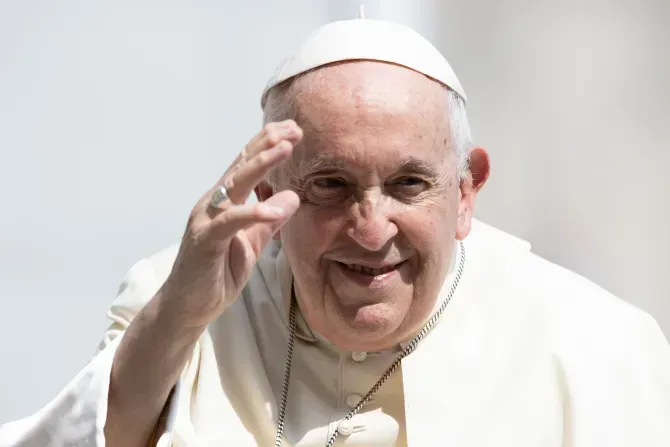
[1, 219, 669, 447]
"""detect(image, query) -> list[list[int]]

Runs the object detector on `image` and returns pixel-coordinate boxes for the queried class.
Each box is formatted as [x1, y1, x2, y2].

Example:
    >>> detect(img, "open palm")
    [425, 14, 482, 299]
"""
[160, 120, 303, 328]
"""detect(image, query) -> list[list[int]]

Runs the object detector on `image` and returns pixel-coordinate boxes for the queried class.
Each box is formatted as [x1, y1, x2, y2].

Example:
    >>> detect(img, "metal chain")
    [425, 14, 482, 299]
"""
[274, 291, 298, 447]
[275, 241, 466, 447]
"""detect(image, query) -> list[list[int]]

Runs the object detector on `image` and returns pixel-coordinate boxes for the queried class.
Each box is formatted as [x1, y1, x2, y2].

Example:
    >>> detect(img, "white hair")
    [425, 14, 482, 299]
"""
[444, 87, 473, 178]
[262, 72, 473, 184]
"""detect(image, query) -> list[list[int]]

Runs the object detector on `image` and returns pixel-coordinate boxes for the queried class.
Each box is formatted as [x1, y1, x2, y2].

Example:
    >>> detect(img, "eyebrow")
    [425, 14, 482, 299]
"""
[396, 158, 440, 177]
[297, 155, 440, 178]
[298, 156, 351, 176]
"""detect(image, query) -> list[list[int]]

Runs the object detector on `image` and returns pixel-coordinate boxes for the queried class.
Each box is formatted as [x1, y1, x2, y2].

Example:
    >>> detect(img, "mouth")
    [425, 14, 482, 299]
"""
[336, 261, 406, 276]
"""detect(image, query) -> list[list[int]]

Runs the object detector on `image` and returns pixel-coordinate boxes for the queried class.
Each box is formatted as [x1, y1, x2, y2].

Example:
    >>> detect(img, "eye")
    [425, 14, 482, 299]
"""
[305, 177, 350, 205]
[394, 177, 425, 187]
[387, 176, 429, 197]
[313, 177, 347, 189]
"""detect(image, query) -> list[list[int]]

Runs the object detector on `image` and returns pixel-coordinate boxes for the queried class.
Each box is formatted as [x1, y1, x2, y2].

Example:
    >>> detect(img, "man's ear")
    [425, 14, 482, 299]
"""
[456, 147, 490, 240]
[254, 182, 283, 240]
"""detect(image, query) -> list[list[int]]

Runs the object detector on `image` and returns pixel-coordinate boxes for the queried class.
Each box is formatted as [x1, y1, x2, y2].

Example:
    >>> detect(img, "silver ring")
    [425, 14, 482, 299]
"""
[209, 185, 229, 208]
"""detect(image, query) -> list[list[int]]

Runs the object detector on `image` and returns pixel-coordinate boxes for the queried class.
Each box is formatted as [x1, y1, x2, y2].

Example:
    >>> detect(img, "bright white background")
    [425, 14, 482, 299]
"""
[1, 0, 668, 424]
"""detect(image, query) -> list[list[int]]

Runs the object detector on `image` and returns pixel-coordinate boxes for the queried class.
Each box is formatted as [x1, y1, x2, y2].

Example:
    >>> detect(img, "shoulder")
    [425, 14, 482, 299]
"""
[491, 231, 670, 434]
[525, 252, 670, 388]
[519, 246, 659, 349]
[124, 243, 180, 289]
[468, 220, 667, 363]
[466, 220, 664, 350]
[108, 243, 180, 325]
[466, 220, 670, 424]
[145, 243, 181, 277]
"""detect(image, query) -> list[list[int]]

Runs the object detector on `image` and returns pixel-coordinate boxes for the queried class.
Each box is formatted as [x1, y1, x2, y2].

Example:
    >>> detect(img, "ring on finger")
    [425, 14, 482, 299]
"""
[209, 185, 230, 209]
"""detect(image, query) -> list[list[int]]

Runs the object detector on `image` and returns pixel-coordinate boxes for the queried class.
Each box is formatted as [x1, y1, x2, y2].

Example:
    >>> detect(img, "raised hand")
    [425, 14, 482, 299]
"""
[160, 120, 303, 328]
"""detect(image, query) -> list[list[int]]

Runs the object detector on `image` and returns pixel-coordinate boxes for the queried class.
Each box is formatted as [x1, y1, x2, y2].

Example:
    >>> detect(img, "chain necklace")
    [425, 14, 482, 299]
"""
[274, 241, 466, 447]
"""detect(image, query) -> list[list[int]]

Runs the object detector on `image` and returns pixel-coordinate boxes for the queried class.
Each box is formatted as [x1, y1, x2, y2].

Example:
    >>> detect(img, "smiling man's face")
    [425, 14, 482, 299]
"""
[263, 61, 477, 351]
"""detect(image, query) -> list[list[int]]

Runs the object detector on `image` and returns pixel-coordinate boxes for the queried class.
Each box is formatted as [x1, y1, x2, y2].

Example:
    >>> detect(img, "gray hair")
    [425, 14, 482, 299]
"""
[444, 88, 473, 178]
[262, 72, 473, 185]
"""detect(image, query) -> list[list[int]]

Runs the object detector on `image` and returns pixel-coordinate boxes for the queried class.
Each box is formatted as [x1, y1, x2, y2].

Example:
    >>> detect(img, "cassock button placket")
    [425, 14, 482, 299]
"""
[274, 242, 467, 447]
[351, 351, 367, 362]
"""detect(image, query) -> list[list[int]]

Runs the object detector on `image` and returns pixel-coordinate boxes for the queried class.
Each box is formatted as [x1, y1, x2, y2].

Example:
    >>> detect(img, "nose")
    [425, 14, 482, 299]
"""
[346, 190, 398, 251]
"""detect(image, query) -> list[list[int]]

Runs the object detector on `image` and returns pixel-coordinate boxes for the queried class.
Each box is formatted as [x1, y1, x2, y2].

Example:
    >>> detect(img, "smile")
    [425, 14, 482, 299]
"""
[337, 261, 406, 276]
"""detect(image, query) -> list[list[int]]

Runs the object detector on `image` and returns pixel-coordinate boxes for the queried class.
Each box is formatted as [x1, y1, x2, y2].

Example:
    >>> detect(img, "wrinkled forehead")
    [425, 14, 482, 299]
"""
[292, 61, 447, 130]
[283, 62, 452, 174]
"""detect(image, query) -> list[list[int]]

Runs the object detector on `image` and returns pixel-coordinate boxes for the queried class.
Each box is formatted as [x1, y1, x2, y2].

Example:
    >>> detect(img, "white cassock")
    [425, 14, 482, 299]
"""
[0, 219, 669, 447]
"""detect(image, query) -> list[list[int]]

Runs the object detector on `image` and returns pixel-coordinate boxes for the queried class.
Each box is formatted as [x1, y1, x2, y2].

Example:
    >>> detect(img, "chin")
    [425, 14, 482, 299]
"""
[331, 302, 407, 351]
[347, 302, 397, 331]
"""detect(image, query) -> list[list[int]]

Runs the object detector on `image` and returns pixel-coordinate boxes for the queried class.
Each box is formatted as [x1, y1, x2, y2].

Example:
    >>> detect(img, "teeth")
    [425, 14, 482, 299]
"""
[345, 264, 397, 275]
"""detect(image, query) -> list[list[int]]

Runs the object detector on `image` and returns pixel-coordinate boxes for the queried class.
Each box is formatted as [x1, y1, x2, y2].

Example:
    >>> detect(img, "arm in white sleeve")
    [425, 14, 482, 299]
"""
[0, 248, 179, 447]
[0, 334, 123, 447]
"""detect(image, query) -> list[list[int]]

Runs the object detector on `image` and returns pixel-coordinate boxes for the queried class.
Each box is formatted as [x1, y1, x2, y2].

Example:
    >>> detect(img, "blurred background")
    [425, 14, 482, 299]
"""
[0, 0, 668, 424]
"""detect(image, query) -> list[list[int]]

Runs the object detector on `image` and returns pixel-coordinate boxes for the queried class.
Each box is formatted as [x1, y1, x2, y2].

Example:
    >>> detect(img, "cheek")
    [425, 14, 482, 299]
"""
[281, 206, 343, 260]
[399, 202, 455, 250]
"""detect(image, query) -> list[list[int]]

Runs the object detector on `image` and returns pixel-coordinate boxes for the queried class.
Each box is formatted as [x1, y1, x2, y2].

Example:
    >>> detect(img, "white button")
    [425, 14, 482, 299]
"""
[351, 351, 367, 362]
[346, 394, 362, 408]
[338, 419, 354, 436]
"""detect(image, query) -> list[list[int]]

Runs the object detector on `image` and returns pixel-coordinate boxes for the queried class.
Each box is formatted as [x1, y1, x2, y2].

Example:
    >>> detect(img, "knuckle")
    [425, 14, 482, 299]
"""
[209, 211, 229, 229]
[279, 140, 293, 151]
[261, 141, 290, 164]
[222, 175, 235, 191]
[238, 146, 249, 163]
[262, 122, 277, 137]
[264, 130, 281, 147]
[255, 150, 269, 165]
[256, 149, 274, 166]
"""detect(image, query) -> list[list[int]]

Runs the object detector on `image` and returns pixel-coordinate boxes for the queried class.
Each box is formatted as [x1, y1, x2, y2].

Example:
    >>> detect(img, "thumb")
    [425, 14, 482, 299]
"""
[244, 190, 300, 255]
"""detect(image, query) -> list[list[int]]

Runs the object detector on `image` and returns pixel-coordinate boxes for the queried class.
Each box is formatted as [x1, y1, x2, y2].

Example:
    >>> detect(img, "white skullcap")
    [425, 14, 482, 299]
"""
[260, 18, 466, 109]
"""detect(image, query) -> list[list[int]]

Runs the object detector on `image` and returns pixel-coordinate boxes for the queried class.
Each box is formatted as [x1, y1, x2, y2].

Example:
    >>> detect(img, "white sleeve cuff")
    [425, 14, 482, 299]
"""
[0, 335, 122, 447]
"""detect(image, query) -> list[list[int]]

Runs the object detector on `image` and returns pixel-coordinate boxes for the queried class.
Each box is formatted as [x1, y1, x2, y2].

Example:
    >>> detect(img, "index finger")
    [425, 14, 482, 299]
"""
[192, 120, 303, 215]
[231, 120, 303, 174]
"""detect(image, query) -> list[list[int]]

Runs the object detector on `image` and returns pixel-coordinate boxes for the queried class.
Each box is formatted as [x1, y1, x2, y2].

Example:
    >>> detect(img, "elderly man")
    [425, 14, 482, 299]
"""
[1, 16, 669, 447]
